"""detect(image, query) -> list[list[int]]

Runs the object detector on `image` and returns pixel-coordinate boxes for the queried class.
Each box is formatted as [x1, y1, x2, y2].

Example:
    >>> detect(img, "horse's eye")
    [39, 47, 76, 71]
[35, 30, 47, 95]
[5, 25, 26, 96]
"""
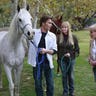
[31, 18, 33, 22]
[19, 18, 22, 22]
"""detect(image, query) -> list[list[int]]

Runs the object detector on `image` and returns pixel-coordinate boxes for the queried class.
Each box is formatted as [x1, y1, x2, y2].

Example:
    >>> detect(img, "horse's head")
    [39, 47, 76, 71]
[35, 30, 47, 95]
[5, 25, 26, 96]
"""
[16, 5, 35, 40]
[50, 15, 62, 35]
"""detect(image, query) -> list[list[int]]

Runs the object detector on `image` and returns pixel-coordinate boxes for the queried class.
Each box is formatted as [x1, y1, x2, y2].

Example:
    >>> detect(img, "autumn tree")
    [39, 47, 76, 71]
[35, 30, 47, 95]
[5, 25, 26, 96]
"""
[0, 0, 96, 29]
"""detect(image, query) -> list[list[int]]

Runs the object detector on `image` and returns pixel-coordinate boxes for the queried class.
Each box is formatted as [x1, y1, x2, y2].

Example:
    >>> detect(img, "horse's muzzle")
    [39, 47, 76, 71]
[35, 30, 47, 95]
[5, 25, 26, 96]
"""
[27, 31, 35, 40]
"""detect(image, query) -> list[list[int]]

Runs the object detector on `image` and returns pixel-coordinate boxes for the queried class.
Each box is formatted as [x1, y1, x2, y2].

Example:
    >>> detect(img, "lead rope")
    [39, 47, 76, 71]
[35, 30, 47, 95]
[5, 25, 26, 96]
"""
[60, 56, 71, 77]
[30, 40, 45, 79]
[36, 48, 45, 79]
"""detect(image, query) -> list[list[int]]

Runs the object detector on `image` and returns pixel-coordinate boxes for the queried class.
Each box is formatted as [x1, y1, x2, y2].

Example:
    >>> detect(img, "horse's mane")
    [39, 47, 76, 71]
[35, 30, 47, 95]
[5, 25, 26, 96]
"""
[8, 13, 20, 41]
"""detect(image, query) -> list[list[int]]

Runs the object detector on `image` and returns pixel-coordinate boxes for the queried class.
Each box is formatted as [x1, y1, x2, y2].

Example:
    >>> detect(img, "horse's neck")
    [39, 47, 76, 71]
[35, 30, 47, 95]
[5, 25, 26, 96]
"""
[8, 17, 22, 45]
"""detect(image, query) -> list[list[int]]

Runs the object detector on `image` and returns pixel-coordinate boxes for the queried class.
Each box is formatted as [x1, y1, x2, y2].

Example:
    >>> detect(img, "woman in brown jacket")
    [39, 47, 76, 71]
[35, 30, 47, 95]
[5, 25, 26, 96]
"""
[57, 21, 79, 96]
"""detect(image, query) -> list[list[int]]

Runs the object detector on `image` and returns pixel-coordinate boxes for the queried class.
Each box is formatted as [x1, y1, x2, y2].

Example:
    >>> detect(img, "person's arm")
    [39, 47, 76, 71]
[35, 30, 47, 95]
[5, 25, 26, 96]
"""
[88, 39, 94, 66]
[73, 35, 80, 57]
[40, 34, 57, 55]
[89, 58, 96, 66]
[40, 48, 57, 55]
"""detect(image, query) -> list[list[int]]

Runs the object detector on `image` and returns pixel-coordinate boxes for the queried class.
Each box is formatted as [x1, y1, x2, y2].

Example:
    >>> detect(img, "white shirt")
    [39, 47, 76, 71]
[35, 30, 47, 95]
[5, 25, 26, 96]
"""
[91, 40, 96, 60]
[28, 29, 57, 68]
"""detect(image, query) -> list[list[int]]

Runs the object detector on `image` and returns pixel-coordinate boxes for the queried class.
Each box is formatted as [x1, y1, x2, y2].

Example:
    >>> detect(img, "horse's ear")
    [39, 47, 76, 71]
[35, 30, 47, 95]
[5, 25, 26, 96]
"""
[60, 15, 63, 21]
[26, 4, 29, 11]
[17, 5, 20, 12]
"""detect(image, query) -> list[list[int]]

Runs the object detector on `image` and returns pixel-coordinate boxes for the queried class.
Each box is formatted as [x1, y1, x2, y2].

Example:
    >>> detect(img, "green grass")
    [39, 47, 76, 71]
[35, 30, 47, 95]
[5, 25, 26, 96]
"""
[0, 30, 96, 96]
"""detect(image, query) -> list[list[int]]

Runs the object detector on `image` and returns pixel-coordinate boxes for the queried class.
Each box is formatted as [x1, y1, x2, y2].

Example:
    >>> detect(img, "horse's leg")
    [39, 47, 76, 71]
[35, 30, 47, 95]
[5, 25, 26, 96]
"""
[57, 63, 60, 74]
[56, 54, 61, 76]
[4, 64, 14, 96]
[56, 62, 61, 76]
[14, 64, 23, 96]
[0, 63, 2, 88]
[56, 35, 61, 75]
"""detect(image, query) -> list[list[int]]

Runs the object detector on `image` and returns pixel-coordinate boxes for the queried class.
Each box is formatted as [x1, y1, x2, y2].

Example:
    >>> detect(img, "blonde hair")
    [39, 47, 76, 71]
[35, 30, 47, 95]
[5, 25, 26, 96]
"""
[59, 21, 74, 45]
[89, 24, 96, 32]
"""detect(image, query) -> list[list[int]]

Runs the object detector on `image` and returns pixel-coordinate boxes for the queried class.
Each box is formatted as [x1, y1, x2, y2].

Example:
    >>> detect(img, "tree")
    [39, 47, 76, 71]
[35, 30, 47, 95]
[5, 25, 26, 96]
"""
[0, 0, 96, 29]
[10, 0, 19, 18]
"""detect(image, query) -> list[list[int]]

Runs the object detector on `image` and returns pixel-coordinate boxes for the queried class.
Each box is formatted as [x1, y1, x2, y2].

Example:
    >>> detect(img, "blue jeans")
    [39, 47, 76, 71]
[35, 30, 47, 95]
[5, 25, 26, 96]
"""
[33, 62, 54, 96]
[59, 58, 75, 95]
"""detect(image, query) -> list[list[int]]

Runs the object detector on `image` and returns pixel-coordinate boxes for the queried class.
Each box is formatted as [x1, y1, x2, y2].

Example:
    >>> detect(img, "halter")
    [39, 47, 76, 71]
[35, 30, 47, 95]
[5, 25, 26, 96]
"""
[52, 21, 61, 33]
[18, 21, 32, 39]
[23, 24, 32, 31]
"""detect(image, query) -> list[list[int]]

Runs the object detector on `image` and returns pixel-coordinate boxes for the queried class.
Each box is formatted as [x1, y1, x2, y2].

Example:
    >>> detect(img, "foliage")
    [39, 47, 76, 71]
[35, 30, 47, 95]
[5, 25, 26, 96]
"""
[0, 0, 96, 28]
[0, 0, 11, 27]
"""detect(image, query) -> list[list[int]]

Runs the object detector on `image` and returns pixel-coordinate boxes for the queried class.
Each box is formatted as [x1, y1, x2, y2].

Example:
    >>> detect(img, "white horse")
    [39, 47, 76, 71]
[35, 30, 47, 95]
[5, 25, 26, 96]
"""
[0, 4, 34, 96]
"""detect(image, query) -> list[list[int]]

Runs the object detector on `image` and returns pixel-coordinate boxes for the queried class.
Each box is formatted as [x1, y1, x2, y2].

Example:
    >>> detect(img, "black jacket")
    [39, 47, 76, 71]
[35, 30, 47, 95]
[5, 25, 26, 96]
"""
[57, 35, 80, 60]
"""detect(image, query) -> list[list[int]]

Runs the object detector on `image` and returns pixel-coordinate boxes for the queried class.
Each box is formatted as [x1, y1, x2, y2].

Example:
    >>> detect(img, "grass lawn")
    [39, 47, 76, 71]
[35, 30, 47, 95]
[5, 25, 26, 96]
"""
[0, 30, 96, 96]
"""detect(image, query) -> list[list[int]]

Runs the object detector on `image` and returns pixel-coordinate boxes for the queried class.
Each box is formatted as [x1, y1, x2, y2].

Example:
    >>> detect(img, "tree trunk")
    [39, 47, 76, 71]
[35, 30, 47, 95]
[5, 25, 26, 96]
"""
[33, 1, 40, 28]
[10, 0, 19, 18]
